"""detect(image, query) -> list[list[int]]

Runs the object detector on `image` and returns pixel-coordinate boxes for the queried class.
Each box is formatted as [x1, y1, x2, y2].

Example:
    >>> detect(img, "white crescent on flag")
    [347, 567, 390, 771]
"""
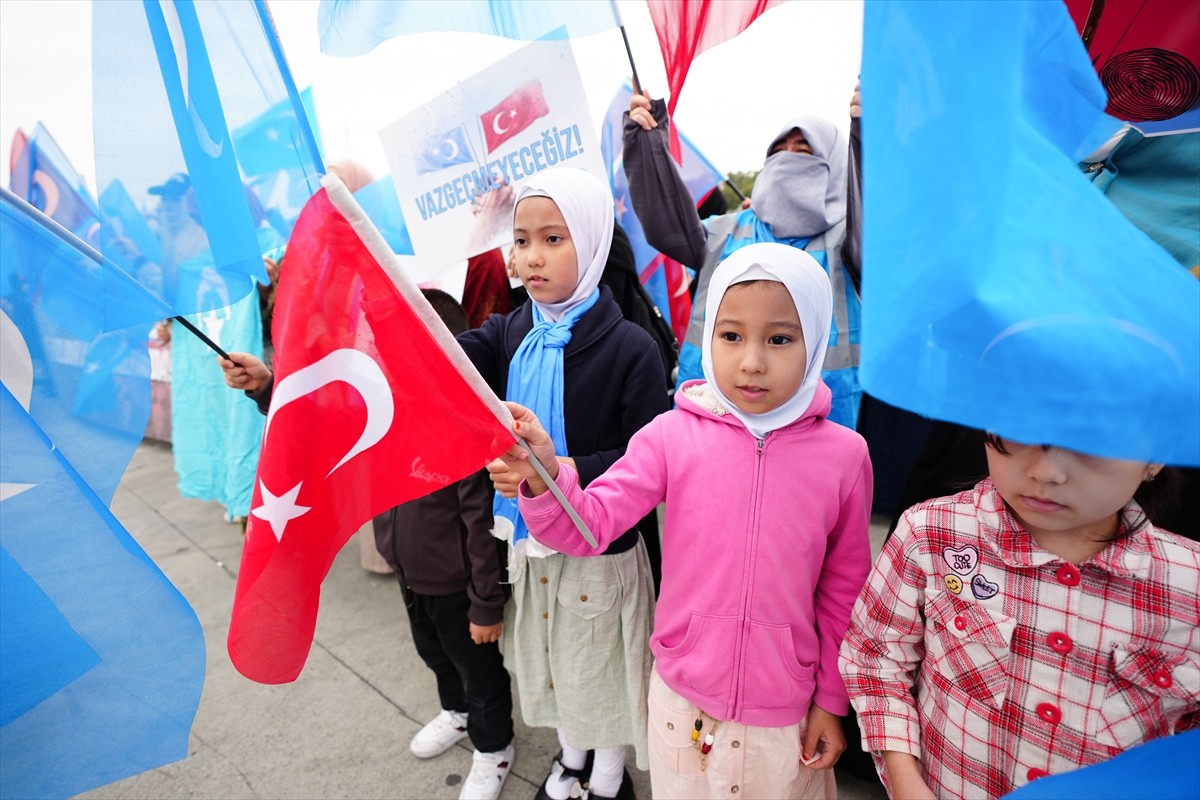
[31, 170, 60, 218]
[265, 348, 395, 475]
[158, 0, 224, 159]
[0, 310, 38, 502]
[492, 110, 515, 135]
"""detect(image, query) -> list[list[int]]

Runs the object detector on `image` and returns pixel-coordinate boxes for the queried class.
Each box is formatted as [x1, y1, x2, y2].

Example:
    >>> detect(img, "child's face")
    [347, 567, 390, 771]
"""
[986, 438, 1158, 542]
[710, 281, 808, 415]
[512, 196, 578, 305]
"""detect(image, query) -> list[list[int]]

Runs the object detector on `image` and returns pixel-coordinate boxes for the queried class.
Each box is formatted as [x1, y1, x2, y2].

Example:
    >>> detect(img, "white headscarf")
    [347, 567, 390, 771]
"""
[700, 243, 833, 438]
[513, 168, 614, 322]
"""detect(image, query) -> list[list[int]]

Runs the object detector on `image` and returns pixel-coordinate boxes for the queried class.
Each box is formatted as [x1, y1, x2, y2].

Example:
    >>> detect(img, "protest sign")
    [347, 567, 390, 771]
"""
[380, 38, 606, 269]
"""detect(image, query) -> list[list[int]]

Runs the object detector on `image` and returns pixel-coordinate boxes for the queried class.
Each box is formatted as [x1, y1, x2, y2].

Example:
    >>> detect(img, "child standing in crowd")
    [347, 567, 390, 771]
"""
[218, 291, 516, 800]
[840, 436, 1199, 799]
[457, 167, 669, 800]
[498, 243, 874, 799]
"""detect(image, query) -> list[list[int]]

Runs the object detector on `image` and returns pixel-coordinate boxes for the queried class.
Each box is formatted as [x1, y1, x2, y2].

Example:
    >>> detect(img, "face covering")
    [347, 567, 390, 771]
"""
[700, 242, 833, 438]
[752, 116, 847, 239]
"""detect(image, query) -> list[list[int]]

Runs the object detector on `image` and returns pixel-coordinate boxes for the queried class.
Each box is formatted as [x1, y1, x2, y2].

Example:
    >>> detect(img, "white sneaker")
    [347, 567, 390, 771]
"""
[459, 744, 515, 800]
[409, 709, 468, 758]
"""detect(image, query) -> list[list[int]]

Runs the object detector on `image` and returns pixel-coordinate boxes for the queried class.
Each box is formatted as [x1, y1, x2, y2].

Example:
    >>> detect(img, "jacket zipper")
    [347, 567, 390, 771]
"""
[731, 435, 767, 718]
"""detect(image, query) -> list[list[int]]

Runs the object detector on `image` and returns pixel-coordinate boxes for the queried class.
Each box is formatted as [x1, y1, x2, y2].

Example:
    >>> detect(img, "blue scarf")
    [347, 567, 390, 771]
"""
[495, 289, 601, 544]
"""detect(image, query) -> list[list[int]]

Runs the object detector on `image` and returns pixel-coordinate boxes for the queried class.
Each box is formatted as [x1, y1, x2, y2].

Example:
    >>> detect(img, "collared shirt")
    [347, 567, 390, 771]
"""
[839, 479, 1200, 799]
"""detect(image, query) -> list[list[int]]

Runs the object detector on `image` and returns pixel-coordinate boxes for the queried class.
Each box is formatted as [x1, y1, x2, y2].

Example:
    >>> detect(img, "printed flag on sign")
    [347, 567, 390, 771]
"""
[861, 0, 1200, 465]
[417, 125, 476, 175]
[481, 80, 550, 153]
[318, 0, 618, 57]
[0, 189, 204, 799]
[646, 0, 784, 159]
[228, 177, 517, 684]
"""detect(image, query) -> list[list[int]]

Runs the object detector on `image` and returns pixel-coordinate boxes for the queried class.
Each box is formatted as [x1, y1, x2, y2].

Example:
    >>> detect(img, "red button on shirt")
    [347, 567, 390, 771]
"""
[1036, 702, 1062, 724]
[1047, 632, 1073, 654]
[954, 615, 967, 631]
[1154, 668, 1174, 689]
[1055, 564, 1081, 586]
[1027, 768, 1050, 782]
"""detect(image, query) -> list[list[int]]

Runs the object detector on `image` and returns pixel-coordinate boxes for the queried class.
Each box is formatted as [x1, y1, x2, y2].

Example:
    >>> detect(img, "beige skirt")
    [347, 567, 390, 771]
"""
[501, 539, 654, 769]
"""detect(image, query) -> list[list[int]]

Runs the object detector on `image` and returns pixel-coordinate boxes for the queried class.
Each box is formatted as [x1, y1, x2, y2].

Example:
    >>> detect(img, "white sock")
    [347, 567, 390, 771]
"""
[587, 746, 626, 798]
[557, 727, 588, 770]
[543, 729, 588, 800]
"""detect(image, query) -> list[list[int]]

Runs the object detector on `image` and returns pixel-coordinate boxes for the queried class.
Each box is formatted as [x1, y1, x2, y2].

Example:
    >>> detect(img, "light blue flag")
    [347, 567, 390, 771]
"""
[319, 0, 619, 57]
[10, 124, 104, 249]
[0, 190, 205, 799]
[416, 125, 476, 176]
[92, 0, 324, 321]
[861, 0, 1200, 466]
[354, 175, 416, 255]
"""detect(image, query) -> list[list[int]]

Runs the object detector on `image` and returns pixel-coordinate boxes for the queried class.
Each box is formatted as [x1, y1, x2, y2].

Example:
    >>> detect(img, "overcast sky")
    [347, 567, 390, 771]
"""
[0, 0, 863, 187]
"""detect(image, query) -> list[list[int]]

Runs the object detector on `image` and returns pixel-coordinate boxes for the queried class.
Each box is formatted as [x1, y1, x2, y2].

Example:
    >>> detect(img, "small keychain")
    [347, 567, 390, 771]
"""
[692, 713, 719, 771]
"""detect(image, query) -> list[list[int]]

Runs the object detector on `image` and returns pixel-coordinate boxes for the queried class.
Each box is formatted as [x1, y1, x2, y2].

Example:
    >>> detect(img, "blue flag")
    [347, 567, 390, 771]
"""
[600, 83, 724, 331]
[319, 0, 619, 57]
[354, 175, 415, 255]
[416, 125, 476, 176]
[92, 0, 324, 321]
[861, 0, 1200, 466]
[0, 190, 205, 799]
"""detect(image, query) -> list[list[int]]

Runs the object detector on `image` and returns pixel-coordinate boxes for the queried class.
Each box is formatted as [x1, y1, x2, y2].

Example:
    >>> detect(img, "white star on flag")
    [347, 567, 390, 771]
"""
[250, 480, 311, 541]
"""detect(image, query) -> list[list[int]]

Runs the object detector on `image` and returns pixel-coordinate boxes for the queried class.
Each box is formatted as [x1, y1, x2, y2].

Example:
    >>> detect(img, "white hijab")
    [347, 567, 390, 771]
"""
[513, 168, 614, 322]
[700, 243, 833, 438]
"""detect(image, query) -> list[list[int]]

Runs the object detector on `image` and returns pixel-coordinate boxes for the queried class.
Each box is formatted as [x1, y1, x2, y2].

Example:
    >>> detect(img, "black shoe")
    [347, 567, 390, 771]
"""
[533, 750, 593, 800]
[582, 768, 634, 800]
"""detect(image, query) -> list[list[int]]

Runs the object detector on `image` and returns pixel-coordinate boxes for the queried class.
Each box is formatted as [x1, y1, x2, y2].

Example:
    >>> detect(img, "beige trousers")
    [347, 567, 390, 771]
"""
[647, 667, 837, 800]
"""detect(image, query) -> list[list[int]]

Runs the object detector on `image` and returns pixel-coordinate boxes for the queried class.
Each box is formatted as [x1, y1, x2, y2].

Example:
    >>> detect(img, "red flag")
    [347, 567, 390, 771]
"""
[228, 183, 516, 684]
[662, 256, 692, 344]
[646, 0, 784, 160]
[480, 79, 550, 153]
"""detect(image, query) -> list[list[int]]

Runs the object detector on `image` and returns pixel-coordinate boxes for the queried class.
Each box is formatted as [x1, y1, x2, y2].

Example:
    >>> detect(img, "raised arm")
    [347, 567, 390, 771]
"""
[622, 93, 710, 268]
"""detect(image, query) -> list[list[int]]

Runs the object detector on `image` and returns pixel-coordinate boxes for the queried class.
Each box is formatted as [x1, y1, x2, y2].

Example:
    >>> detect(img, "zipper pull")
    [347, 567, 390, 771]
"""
[756, 437, 764, 454]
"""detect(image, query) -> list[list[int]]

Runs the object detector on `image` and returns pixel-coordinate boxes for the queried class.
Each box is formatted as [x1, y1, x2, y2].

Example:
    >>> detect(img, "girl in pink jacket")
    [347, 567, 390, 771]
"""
[499, 242, 873, 799]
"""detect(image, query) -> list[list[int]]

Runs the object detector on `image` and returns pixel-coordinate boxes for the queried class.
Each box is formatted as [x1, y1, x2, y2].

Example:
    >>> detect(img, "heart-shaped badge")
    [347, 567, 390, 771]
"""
[971, 573, 1000, 601]
[943, 545, 979, 576]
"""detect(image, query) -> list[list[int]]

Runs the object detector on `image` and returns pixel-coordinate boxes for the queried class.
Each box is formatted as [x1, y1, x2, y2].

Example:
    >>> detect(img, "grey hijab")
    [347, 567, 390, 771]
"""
[751, 116, 847, 239]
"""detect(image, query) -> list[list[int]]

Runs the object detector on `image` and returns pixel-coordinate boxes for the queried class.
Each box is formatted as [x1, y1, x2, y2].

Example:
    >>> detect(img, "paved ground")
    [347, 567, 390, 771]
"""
[79, 440, 888, 800]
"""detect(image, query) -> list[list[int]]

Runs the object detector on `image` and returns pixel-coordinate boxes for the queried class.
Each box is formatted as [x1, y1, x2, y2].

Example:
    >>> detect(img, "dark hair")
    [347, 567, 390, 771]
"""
[420, 288, 468, 336]
[982, 432, 1184, 537]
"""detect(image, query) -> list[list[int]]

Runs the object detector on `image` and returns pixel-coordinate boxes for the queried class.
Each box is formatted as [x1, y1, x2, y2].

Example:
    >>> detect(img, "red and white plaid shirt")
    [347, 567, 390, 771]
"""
[840, 479, 1200, 799]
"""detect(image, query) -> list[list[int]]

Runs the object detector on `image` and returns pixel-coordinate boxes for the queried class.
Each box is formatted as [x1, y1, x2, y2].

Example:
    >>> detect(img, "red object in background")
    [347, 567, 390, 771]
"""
[462, 248, 513, 328]
[480, 79, 550, 153]
[646, 0, 783, 160]
[228, 189, 514, 684]
[1064, 0, 1200, 123]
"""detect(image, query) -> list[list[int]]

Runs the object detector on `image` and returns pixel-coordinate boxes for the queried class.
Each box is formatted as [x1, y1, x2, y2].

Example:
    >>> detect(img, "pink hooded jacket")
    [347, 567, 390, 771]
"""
[520, 379, 873, 726]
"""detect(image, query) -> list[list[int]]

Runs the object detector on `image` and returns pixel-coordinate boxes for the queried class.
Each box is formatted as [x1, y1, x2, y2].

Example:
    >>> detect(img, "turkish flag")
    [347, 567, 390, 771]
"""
[646, 0, 783, 160]
[228, 179, 515, 684]
[480, 79, 550, 153]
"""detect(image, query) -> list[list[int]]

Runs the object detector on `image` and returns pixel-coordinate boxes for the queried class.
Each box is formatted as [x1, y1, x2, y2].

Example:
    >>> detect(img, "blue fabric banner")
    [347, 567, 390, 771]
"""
[92, 0, 324, 323]
[861, 0, 1200, 466]
[319, 0, 619, 57]
[0, 190, 204, 799]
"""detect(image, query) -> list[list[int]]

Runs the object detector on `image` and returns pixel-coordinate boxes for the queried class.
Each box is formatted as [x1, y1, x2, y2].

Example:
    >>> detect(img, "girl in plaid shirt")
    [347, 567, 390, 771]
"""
[840, 434, 1199, 799]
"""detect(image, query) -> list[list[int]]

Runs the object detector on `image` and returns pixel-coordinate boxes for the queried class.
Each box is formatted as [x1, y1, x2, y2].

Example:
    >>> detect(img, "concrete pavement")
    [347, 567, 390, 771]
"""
[78, 440, 887, 800]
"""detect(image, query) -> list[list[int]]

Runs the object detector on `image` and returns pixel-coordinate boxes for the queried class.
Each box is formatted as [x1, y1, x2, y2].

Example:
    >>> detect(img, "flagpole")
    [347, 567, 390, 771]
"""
[610, 0, 644, 95]
[322, 174, 602, 550]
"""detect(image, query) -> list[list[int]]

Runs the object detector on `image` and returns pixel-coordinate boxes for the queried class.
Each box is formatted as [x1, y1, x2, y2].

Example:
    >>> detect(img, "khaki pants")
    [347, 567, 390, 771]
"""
[647, 668, 837, 800]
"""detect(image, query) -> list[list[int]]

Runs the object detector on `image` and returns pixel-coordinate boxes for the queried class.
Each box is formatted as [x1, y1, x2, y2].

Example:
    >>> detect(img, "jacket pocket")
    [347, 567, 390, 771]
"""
[1096, 644, 1200, 750]
[657, 613, 737, 703]
[556, 571, 619, 622]
[924, 589, 1016, 709]
[741, 621, 816, 712]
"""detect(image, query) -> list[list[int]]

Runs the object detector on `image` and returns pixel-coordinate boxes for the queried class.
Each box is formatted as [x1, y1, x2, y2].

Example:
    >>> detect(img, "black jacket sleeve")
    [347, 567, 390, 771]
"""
[622, 98, 710, 269]
[459, 469, 506, 626]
